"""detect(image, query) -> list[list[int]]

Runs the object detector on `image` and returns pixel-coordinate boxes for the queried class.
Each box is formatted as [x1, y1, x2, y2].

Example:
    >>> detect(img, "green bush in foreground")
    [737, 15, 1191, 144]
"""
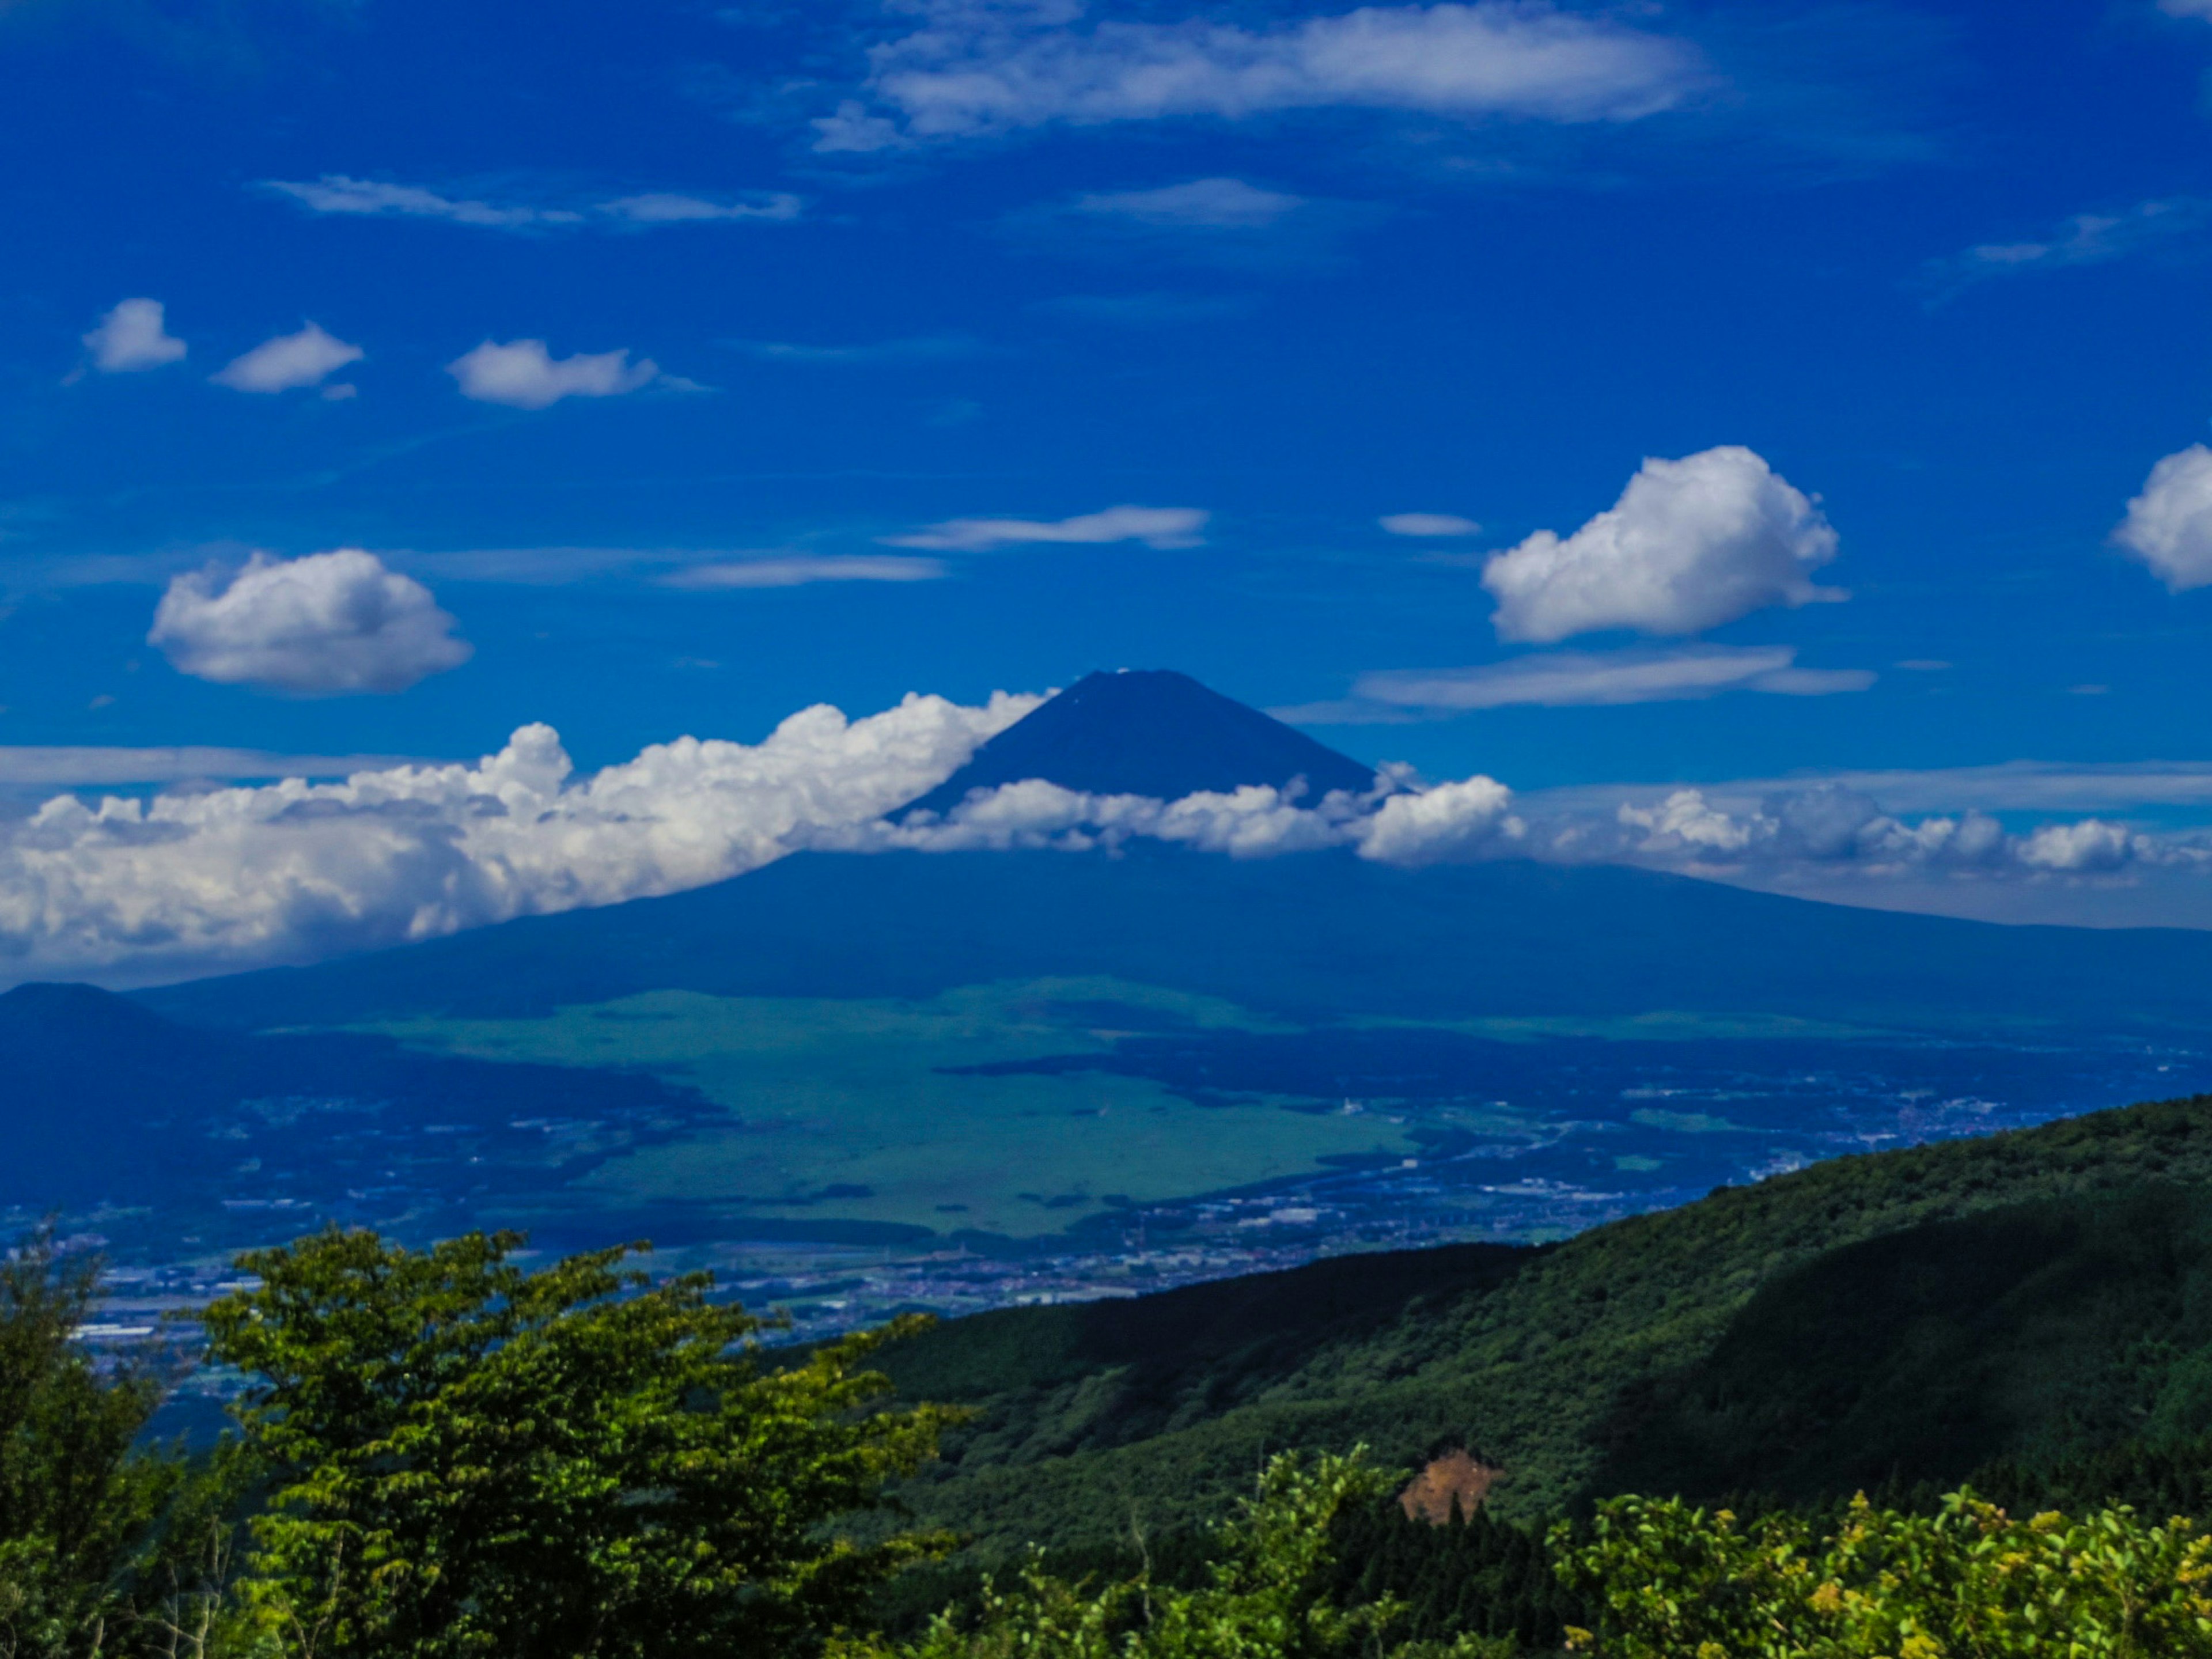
[1556, 1490, 2212, 1657]
[851, 1450, 1511, 1659]
[21, 1219, 2212, 1659]
[202, 1228, 960, 1659]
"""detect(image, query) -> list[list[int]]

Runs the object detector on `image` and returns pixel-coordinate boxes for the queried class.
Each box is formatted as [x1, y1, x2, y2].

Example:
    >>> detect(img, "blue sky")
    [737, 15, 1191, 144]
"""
[10, 0, 2212, 976]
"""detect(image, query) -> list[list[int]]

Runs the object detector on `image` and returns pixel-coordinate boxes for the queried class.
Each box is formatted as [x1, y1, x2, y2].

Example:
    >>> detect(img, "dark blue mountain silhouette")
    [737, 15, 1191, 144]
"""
[128, 669, 2212, 1041]
[902, 669, 1374, 816]
[0, 980, 703, 1209]
[137, 842, 2212, 1039]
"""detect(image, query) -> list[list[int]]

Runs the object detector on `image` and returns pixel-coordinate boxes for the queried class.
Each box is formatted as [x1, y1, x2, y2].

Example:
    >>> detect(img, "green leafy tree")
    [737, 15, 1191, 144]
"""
[866, 1450, 1512, 1659]
[0, 1228, 192, 1659]
[202, 1228, 959, 1659]
[1555, 1488, 2212, 1656]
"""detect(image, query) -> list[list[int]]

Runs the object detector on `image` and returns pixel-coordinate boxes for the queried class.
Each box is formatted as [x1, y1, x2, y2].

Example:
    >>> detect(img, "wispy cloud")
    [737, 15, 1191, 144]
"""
[0, 747, 423, 787]
[262, 175, 802, 231]
[210, 322, 363, 394]
[884, 504, 1208, 552]
[1009, 177, 1374, 267]
[727, 334, 982, 365]
[1073, 178, 1305, 230]
[1522, 761, 2212, 822]
[1028, 292, 1252, 326]
[1278, 645, 1875, 722]
[1381, 512, 1480, 537]
[1925, 198, 2211, 296]
[660, 555, 946, 588]
[812, 1, 1710, 151]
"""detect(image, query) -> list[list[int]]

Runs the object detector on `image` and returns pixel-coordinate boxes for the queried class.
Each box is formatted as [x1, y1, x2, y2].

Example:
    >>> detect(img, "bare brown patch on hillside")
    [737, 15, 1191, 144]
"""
[1397, 1450, 1501, 1524]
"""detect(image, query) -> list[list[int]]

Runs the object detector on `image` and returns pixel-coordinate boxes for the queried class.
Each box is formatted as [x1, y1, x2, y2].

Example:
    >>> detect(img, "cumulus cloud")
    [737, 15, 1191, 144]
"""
[148, 550, 472, 695]
[82, 298, 186, 373]
[263, 176, 802, 229]
[1072, 178, 1305, 229]
[0, 692, 1040, 982]
[1381, 512, 1480, 537]
[661, 555, 947, 588]
[884, 504, 1208, 551]
[1481, 446, 1842, 643]
[813, 0, 1709, 150]
[210, 323, 363, 393]
[2114, 445, 2212, 591]
[847, 766, 1518, 866]
[2017, 819, 2140, 873]
[446, 339, 661, 408]
[1586, 784, 2169, 883]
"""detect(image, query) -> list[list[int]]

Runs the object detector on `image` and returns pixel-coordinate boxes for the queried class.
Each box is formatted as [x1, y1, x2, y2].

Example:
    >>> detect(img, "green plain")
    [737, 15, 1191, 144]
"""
[368, 979, 1413, 1238]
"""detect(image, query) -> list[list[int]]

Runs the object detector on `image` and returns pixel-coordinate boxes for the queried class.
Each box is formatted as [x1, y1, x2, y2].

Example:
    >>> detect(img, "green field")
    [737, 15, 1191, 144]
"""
[370, 978, 1414, 1238]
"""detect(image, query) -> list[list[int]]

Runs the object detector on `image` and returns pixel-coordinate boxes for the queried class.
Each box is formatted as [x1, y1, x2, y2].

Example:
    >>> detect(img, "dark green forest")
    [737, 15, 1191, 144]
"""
[22, 1091, 2212, 1655]
[871, 1090, 2212, 1550]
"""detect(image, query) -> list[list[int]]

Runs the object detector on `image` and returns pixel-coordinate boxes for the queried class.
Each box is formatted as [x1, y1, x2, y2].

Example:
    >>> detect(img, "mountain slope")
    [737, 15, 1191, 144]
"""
[137, 842, 2212, 1036]
[869, 1091, 2212, 1547]
[0, 981, 705, 1214]
[902, 669, 1376, 816]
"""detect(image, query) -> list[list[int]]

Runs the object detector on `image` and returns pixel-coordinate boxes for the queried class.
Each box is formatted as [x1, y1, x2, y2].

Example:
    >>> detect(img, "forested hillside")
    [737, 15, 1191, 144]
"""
[876, 1090, 2212, 1548]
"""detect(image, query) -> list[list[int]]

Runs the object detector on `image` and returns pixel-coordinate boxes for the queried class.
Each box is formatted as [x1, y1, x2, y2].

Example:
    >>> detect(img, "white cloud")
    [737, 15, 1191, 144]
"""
[265, 176, 575, 228]
[595, 192, 804, 224]
[884, 503, 1209, 551]
[0, 692, 1040, 983]
[731, 335, 982, 364]
[843, 767, 1517, 865]
[82, 298, 186, 373]
[661, 555, 947, 588]
[2017, 819, 2140, 873]
[446, 339, 661, 409]
[1072, 178, 1305, 229]
[2114, 444, 2212, 591]
[263, 176, 801, 229]
[1030, 292, 1253, 325]
[1571, 783, 2184, 887]
[148, 550, 472, 695]
[1343, 645, 1873, 712]
[210, 323, 363, 393]
[1481, 445, 1842, 642]
[816, 1, 1708, 149]
[2161, 2, 2212, 21]
[0, 747, 419, 787]
[1355, 775, 1518, 863]
[1381, 512, 1480, 537]
[1927, 199, 2210, 294]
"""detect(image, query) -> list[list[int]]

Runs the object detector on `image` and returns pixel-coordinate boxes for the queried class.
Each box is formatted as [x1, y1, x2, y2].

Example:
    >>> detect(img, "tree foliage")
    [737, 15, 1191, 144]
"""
[861, 1450, 1512, 1659]
[0, 1229, 203, 1659]
[1556, 1489, 2212, 1657]
[202, 1228, 960, 1659]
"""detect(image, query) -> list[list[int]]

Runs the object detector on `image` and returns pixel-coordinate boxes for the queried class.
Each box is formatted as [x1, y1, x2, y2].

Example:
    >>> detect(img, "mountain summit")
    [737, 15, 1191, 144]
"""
[902, 669, 1376, 816]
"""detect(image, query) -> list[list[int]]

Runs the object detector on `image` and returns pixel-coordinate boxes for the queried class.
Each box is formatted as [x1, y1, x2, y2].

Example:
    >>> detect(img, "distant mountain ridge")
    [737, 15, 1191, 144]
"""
[127, 666, 2212, 1038]
[901, 669, 1376, 816]
[871, 1088, 2212, 1546]
[0, 980, 704, 1213]
[133, 842, 2212, 1036]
